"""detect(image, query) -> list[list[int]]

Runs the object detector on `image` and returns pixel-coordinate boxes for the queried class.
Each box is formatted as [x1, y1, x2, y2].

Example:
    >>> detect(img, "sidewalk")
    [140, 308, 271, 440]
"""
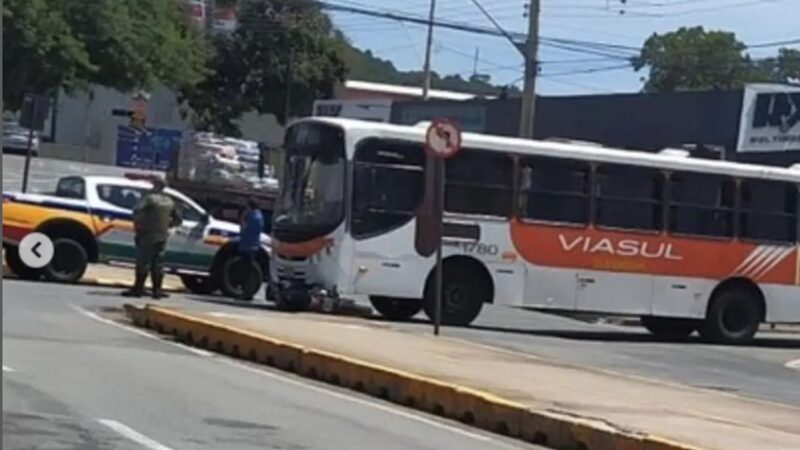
[141, 306, 800, 450]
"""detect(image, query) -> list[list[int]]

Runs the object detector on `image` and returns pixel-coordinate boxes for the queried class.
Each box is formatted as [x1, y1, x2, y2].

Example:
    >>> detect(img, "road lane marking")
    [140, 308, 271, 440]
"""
[787, 359, 800, 370]
[97, 419, 174, 450]
[3, 365, 14, 373]
[72, 305, 214, 357]
[78, 308, 520, 447]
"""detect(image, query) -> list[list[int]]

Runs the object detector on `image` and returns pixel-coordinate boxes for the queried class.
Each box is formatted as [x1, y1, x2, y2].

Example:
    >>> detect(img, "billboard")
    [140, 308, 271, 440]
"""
[394, 103, 487, 133]
[736, 84, 800, 153]
[312, 99, 393, 122]
[116, 126, 183, 171]
[186, 0, 205, 28]
[213, 6, 238, 33]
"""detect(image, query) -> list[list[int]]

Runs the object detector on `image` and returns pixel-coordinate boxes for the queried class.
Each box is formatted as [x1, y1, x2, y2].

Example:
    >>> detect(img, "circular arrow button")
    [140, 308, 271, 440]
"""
[19, 233, 54, 269]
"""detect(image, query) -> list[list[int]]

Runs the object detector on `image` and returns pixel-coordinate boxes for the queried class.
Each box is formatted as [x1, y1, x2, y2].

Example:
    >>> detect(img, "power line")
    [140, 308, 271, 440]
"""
[747, 38, 800, 49]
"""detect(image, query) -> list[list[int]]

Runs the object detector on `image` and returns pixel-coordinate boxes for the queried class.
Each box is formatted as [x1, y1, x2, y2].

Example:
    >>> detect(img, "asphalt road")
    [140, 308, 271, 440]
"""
[4, 155, 800, 408]
[152, 291, 800, 409]
[3, 280, 539, 450]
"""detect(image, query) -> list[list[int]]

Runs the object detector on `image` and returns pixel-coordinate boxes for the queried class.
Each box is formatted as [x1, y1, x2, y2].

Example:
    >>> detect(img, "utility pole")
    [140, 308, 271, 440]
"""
[421, 0, 437, 100]
[472, 47, 479, 78]
[205, 0, 216, 34]
[284, 47, 295, 123]
[519, 0, 541, 139]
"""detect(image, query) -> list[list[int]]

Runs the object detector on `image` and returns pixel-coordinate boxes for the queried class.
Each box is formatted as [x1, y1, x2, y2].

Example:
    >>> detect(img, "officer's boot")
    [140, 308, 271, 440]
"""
[151, 272, 169, 300]
[122, 272, 146, 298]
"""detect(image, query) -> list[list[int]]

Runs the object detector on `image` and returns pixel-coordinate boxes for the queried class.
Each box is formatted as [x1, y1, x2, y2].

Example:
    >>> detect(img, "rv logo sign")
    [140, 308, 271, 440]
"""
[737, 84, 800, 153]
[752, 92, 800, 133]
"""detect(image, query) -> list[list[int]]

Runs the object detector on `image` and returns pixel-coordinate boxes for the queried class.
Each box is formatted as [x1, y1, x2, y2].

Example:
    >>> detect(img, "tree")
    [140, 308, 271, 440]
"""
[3, 0, 208, 111]
[182, 0, 346, 135]
[632, 27, 761, 92]
[757, 48, 800, 84]
[340, 42, 517, 96]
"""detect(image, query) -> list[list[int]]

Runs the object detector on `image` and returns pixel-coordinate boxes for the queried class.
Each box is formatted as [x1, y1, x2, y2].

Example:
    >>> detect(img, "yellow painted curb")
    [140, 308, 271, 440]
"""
[124, 303, 711, 450]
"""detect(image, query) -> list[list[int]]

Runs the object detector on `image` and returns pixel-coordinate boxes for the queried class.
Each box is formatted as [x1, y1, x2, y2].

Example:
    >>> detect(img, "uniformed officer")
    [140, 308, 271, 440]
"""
[122, 177, 181, 299]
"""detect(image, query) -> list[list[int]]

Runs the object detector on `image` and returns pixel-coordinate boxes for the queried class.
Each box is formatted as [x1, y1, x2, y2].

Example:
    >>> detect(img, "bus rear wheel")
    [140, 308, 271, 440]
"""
[699, 287, 763, 344]
[640, 316, 699, 340]
[370, 296, 422, 321]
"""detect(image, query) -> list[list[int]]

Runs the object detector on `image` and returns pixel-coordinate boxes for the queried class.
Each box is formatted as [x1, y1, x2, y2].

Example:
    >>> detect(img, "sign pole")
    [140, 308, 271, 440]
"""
[424, 118, 461, 337]
[433, 158, 444, 336]
[21, 96, 39, 193]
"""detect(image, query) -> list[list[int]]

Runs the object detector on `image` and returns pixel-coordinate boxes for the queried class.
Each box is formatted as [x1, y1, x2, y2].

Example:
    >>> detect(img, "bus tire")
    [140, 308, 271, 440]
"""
[4, 245, 43, 280]
[699, 286, 763, 344]
[219, 256, 263, 300]
[370, 296, 422, 321]
[423, 261, 487, 326]
[42, 238, 88, 283]
[640, 316, 699, 340]
[180, 275, 218, 295]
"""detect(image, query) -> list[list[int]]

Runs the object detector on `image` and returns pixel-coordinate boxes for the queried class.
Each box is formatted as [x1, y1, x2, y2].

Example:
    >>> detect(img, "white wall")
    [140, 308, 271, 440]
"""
[51, 85, 285, 165]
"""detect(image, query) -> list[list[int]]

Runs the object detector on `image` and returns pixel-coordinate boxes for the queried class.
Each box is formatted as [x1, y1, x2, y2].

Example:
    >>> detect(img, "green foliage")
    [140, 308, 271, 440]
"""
[340, 44, 516, 96]
[757, 48, 800, 83]
[3, 0, 208, 111]
[632, 26, 759, 92]
[632, 26, 799, 92]
[182, 0, 346, 134]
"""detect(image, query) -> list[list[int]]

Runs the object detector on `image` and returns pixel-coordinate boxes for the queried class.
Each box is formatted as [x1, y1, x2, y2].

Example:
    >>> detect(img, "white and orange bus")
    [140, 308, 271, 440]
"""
[270, 117, 800, 343]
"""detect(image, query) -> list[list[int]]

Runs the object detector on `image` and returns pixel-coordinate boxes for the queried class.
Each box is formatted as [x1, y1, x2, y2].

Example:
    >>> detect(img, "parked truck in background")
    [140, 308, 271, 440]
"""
[167, 132, 281, 232]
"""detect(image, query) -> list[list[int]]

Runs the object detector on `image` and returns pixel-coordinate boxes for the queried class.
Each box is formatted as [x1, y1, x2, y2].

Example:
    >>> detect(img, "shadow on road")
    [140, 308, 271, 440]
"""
[184, 295, 275, 311]
[461, 323, 800, 349]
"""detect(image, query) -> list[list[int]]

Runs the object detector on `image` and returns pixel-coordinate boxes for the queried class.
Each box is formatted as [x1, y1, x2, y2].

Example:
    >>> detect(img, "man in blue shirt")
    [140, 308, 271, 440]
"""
[237, 199, 264, 300]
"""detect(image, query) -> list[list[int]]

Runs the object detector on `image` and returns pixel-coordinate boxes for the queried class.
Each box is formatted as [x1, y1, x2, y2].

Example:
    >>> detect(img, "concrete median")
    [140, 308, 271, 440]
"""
[119, 303, 800, 450]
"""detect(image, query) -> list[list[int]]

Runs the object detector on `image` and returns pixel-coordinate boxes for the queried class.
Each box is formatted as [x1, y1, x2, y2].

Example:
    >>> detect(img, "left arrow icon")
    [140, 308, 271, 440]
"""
[19, 233, 54, 269]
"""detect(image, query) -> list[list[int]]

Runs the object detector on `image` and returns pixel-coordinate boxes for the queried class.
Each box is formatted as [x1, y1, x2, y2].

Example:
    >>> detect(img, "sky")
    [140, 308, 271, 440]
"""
[324, 0, 800, 96]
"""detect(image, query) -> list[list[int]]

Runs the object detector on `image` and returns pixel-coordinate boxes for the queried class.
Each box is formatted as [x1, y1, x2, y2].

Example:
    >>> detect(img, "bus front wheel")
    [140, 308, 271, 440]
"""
[699, 287, 763, 344]
[641, 316, 699, 340]
[370, 296, 422, 321]
[423, 263, 487, 326]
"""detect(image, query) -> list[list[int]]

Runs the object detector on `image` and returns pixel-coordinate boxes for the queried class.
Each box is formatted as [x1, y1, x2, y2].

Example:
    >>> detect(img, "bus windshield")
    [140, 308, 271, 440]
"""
[273, 123, 345, 241]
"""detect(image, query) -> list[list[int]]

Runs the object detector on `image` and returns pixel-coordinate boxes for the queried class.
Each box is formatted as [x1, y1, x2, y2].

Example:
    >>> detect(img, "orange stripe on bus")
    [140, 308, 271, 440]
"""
[274, 237, 331, 258]
[509, 220, 796, 285]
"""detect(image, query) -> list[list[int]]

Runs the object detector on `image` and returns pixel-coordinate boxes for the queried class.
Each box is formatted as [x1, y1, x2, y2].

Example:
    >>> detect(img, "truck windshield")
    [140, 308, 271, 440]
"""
[272, 123, 345, 242]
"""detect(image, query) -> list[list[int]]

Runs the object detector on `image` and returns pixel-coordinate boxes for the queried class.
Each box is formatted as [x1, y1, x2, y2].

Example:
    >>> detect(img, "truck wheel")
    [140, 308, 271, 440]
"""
[219, 256, 263, 300]
[180, 275, 218, 295]
[699, 287, 763, 344]
[42, 238, 88, 283]
[4, 246, 43, 280]
[641, 316, 699, 340]
[423, 264, 486, 326]
[370, 296, 422, 321]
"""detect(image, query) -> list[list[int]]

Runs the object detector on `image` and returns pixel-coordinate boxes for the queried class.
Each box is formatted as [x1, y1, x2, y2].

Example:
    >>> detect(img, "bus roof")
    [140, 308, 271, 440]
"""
[296, 117, 800, 184]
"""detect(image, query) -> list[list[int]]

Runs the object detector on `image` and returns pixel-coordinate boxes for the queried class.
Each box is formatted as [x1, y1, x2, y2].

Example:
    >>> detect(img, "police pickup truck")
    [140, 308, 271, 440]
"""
[3, 175, 270, 297]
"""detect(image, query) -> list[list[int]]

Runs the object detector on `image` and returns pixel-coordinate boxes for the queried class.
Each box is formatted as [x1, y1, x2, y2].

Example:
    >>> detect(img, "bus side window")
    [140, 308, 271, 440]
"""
[445, 149, 514, 217]
[668, 172, 735, 238]
[594, 164, 664, 232]
[352, 139, 425, 238]
[518, 156, 590, 225]
[738, 179, 798, 243]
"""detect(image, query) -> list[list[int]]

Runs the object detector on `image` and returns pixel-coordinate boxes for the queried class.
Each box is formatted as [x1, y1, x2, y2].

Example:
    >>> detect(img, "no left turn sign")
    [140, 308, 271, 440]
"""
[425, 118, 462, 159]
